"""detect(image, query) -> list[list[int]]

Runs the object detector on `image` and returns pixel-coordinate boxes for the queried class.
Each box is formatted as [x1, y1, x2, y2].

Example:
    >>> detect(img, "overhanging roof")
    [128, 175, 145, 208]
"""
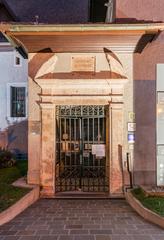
[1, 23, 164, 53]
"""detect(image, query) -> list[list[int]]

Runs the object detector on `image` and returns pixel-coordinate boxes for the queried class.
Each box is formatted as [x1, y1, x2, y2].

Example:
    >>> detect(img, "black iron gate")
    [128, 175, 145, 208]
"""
[55, 105, 109, 192]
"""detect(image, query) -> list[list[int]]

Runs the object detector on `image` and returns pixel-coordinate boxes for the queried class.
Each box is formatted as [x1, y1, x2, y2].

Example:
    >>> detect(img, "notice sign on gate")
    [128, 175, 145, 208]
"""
[92, 144, 106, 157]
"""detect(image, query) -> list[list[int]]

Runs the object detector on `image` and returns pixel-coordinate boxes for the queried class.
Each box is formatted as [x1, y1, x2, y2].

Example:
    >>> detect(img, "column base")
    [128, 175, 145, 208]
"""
[27, 170, 40, 185]
[40, 186, 55, 198]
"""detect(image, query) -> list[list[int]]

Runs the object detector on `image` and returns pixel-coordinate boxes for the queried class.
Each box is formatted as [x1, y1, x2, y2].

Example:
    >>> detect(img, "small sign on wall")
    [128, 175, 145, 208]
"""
[128, 112, 135, 122]
[128, 123, 136, 132]
[128, 133, 135, 143]
[158, 145, 164, 156]
[92, 144, 106, 157]
[158, 92, 164, 104]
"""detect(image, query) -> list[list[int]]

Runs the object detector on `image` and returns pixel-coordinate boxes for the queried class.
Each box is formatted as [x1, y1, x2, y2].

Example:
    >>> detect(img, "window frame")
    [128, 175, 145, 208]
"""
[7, 82, 28, 122]
[14, 54, 22, 67]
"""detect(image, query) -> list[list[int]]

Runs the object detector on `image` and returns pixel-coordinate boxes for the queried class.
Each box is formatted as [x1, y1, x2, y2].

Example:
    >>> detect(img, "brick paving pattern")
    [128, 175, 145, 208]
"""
[0, 199, 164, 240]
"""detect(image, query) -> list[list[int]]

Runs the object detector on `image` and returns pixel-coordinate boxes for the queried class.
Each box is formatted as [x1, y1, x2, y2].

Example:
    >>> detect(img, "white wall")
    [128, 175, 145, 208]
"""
[0, 47, 28, 130]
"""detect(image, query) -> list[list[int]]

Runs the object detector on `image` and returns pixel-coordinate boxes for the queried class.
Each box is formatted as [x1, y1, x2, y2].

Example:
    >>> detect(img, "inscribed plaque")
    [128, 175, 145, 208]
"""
[72, 56, 95, 72]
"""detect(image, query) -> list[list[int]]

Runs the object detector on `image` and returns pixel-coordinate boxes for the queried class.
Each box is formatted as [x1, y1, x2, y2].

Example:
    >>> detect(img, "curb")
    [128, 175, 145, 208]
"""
[0, 185, 40, 226]
[125, 191, 164, 229]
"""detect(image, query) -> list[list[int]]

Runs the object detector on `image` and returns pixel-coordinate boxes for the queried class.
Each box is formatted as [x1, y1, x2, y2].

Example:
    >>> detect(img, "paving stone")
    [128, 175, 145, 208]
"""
[16, 230, 36, 236]
[74, 236, 95, 240]
[0, 231, 17, 236]
[127, 229, 145, 234]
[35, 230, 51, 235]
[111, 236, 133, 240]
[131, 235, 153, 240]
[51, 229, 69, 234]
[144, 229, 164, 234]
[135, 224, 155, 229]
[90, 230, 112, 234]
[48, 224, 64, 229]
[40, 236, 58, 240]
[65, 225, 83, 229]
[3, 237, 21, 240]
[0, 226, 14, 231]
[83, 224, 101, 229]
[112, 229, 127, 234]
[19, 237, 40, 240]
[58, 236, 74, 240]
[95, 235, 112, 240]
[26, 225, 49, 230]
[151, 235, 164, 240]
[70, 229, 89, 234]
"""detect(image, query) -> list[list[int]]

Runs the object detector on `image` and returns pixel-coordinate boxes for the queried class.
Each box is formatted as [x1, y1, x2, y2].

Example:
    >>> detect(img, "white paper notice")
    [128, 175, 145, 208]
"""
[92, 144, 106, 157]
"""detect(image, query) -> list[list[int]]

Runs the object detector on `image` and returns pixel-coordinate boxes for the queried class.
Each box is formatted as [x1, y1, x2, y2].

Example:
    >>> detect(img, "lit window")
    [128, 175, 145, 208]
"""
[10, 87, 26, 117]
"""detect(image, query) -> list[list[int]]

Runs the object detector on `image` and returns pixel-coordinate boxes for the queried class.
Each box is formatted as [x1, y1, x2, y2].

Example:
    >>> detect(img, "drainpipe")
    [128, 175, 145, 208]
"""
[127, 152, 133, 189]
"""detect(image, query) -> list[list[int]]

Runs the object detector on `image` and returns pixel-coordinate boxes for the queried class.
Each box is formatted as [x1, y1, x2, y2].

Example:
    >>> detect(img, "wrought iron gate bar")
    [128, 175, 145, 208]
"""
[56, 105, 105, 117]
[56, 105, 109, 193]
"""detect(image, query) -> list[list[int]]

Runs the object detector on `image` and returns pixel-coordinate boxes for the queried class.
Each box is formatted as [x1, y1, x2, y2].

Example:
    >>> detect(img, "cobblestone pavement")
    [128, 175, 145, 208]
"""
[0, 199, 164, 240]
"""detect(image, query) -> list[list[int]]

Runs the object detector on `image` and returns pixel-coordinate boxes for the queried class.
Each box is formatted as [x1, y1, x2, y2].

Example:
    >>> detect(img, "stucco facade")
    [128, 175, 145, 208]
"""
[9, 24, 159, 197]
[0, 41, 28, 157]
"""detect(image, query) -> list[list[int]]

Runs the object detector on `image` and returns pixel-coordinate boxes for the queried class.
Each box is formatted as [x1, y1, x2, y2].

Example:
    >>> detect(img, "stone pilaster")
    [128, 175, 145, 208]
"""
[109, 104, 124, 196]
[27, 76, 41, 185]
[40, 103, 55, 197]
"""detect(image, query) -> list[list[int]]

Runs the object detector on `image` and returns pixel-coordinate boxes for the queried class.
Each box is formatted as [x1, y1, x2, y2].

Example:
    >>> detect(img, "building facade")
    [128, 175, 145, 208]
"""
[0, 34, 28, 158]
[0, 0, 164, 197]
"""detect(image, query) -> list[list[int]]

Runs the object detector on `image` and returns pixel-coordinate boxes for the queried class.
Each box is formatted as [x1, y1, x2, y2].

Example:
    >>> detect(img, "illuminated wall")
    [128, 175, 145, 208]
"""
[157, 64, 164, 186]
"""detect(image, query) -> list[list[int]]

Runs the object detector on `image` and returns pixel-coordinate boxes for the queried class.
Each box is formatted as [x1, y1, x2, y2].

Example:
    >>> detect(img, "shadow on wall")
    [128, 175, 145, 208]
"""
[0, 120, 28, 159]
[133, 78, 156, 185]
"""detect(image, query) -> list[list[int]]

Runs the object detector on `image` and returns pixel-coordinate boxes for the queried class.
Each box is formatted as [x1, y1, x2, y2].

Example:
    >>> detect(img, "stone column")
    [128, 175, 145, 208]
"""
[40, 103, 55, 197]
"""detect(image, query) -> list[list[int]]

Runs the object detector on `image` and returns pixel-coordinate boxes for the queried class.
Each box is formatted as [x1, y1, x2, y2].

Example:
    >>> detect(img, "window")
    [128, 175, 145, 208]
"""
[90, 0, 116, 23]
[10, 87, 26, 117]
[90, 0, 107, 22]
[7, 83, 27, 121]
[15, 56, 20, 65]
[14, 55, 21, 66]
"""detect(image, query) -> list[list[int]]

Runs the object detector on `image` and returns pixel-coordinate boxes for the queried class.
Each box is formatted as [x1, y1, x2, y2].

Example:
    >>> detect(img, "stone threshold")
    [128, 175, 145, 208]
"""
[41, 191, 125, 199]
[125, 190, 164, 229]
[0, 178, 40, 226]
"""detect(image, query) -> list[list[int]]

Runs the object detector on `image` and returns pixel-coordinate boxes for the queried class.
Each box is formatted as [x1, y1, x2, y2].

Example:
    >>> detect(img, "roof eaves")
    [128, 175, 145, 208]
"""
[1, 0, 19, 21]
[5, 23, 164, 35]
